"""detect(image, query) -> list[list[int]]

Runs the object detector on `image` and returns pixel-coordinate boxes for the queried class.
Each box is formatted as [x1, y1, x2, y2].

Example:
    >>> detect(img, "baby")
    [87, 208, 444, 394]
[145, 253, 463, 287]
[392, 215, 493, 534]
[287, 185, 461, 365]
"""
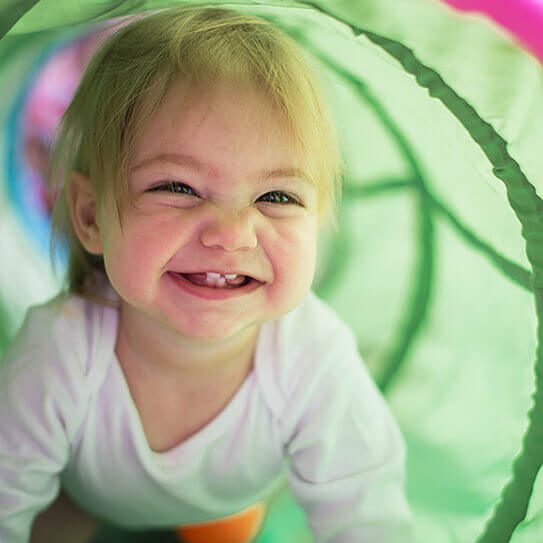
[0, 5, 414, 542]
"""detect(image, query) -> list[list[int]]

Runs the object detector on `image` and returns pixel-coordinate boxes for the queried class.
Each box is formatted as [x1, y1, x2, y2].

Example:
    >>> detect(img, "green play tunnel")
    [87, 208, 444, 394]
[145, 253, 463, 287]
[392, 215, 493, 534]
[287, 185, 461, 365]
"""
[2, 1, 543, 541]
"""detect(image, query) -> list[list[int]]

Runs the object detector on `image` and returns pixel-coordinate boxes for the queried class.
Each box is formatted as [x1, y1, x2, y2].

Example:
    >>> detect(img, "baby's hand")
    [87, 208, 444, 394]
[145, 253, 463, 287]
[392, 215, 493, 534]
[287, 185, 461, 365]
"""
[30, 489, 99, 543]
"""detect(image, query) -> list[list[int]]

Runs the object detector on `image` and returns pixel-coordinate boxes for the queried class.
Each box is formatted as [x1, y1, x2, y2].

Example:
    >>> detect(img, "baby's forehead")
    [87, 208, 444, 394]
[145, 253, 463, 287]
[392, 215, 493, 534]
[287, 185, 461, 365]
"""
[156, 77, 284, 125]
[132, 82, 299, 159]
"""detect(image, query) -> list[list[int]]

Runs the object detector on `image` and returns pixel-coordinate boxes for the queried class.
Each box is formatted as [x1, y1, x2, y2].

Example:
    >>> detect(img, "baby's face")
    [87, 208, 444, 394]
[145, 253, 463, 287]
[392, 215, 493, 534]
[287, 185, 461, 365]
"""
[95, 78, 319, 343]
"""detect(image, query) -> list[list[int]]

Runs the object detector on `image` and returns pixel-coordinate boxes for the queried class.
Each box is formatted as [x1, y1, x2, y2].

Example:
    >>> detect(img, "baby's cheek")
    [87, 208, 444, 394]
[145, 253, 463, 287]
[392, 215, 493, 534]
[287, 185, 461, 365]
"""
[271, 222, 317, 269]
[104, 247, 141, 286]
[271, 246, 316, 307]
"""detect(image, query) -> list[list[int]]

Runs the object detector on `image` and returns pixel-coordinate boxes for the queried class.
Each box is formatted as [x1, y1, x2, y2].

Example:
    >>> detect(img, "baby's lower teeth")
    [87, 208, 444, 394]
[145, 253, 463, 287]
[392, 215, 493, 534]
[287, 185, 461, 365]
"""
[203, 275, 248, 288]
[205, 277, 225, 287]
[226, 275, 246, 286]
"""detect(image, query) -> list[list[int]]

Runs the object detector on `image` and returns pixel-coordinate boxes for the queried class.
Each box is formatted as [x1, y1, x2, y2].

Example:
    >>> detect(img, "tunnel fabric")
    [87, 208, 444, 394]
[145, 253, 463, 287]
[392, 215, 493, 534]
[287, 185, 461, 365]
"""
[1, 1, 543, 542]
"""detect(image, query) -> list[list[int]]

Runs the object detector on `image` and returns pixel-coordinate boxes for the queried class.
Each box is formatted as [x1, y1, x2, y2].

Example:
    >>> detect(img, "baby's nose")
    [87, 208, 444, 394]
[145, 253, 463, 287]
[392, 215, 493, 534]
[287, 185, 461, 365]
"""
[200, 209, 258, 251]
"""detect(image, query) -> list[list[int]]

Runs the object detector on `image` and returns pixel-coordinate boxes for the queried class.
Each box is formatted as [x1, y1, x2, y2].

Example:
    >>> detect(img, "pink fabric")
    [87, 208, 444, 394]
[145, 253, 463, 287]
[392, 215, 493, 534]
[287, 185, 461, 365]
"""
[440, 0, 543, 64]
[23, 31, 106, 140]
[21, 29, 112, 212]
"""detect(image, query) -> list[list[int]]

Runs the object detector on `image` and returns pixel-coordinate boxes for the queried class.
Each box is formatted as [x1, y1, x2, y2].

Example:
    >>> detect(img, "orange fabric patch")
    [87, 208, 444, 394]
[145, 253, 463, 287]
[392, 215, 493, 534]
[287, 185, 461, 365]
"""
[176, 503, 266, 543]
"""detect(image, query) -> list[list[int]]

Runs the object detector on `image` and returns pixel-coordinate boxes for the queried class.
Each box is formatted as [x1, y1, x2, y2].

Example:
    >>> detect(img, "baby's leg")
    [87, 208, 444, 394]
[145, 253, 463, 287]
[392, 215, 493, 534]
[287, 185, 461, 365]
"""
[30, 489, 99, 543]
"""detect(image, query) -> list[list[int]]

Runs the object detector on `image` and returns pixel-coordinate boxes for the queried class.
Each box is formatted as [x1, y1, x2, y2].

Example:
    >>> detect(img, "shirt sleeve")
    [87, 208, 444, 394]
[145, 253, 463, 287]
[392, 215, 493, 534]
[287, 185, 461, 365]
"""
[282, 322, 414, 543]
[0, 302, 88, 542]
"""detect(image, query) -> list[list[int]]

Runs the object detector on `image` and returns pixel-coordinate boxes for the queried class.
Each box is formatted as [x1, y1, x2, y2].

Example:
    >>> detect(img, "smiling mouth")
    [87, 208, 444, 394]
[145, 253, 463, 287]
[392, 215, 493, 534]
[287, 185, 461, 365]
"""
[172, 272, 258, 289]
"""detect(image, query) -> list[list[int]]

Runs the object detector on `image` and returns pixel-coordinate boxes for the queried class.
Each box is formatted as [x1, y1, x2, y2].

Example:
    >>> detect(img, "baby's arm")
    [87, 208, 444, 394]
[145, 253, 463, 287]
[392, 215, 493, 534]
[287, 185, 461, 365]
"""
[0, 354, 70, 542]
[282, 324, 414, 542]
[0, 305, 88, 542]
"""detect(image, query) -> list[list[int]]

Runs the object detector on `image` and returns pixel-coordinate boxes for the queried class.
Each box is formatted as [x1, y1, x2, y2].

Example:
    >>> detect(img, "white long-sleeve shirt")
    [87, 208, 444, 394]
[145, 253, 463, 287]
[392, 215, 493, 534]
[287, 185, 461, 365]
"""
[0, 289, 413, 542]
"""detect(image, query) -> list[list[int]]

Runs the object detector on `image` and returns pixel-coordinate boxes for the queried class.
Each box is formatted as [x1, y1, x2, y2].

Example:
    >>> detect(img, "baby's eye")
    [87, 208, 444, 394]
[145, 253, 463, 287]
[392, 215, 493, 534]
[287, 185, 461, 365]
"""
[148, 181, 198, 196]
[257, 191, 300, 205]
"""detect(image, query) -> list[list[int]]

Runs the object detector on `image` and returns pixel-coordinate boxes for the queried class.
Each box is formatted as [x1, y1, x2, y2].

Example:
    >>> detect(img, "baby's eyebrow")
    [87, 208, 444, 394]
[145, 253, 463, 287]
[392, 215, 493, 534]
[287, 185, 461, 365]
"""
[131, 152, 310, 183]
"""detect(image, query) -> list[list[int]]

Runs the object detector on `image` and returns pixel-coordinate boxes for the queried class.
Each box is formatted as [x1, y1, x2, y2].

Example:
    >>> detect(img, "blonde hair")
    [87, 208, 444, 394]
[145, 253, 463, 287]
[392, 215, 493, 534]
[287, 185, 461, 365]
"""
[49, 4, 345, 300]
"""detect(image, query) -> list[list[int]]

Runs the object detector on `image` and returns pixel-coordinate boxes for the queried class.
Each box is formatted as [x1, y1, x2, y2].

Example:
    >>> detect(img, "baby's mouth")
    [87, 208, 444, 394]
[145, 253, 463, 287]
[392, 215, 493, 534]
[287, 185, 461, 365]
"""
[174, 272, 254, 289]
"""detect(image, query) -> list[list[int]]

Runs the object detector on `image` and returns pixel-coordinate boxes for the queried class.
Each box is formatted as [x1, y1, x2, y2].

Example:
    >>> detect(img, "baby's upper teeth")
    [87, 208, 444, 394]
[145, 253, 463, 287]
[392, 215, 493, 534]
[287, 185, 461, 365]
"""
[224, 274, 239, 280]
[206, 272, 222, 280]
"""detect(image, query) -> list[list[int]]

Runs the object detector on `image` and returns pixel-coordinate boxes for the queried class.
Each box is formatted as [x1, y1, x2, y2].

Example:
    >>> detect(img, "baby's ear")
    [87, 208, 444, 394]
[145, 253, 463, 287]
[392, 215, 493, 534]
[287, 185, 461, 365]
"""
[67, 172, 103, 255]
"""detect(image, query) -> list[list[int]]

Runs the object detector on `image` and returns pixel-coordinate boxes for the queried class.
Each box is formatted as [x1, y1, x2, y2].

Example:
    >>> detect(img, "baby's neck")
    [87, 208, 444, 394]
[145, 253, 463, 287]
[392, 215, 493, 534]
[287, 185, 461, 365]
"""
[113, 303, 259, 452]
